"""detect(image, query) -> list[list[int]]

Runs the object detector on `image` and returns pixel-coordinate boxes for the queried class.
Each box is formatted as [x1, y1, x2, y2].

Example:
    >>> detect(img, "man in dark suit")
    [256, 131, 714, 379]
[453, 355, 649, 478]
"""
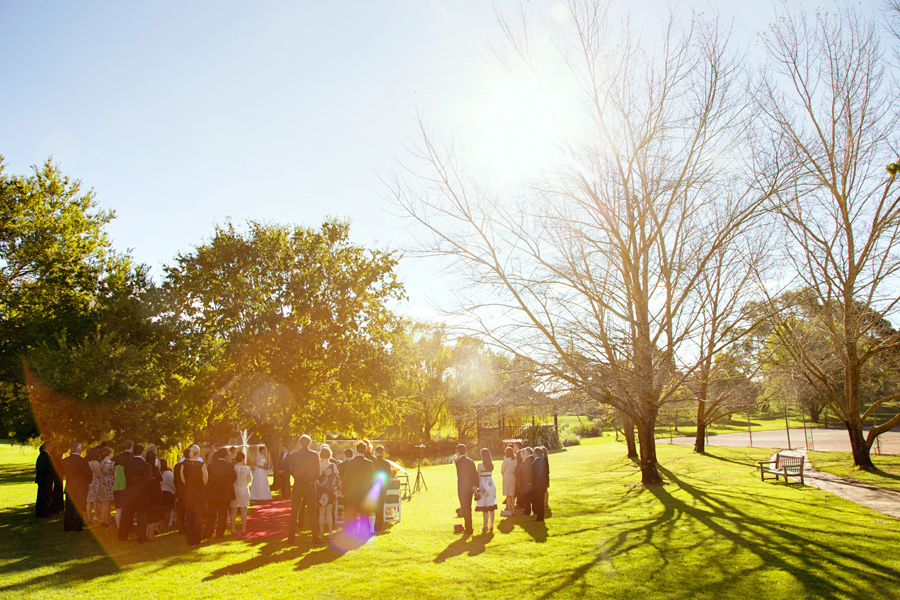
[118, 443, 153, 542]
[372, 445, 392, 532]
[342, 441, 375, 537]
[454, 444, 478, 535]
[113, 440, 134, 511]
[531, 447, 550, 521]
[286, 434, 321, 543]
[205, 448, 237, 539]
[520, 447, 535, 517]
[61, 442, 92, 532]
[35, 443, 55, 518]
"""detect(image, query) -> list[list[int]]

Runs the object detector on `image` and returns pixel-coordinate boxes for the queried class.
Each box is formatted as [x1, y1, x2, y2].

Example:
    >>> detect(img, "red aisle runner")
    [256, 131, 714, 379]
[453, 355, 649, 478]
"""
[243, 499, 291, 540]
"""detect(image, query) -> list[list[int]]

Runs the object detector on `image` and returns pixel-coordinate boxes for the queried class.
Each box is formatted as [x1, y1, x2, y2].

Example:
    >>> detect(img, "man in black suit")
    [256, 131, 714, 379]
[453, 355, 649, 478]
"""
[286, 434, 321, 543]
[35, 443, 55, 518]
[531, 447, 550, 521]
[454, 444, 478, 535]
[113, 440, 134, 511]
[205, 448, 237, 539]
[118, 443, 152, 542]
[372, 445, 392, 532]
[61, 442, 92, 532]
[342, 441, 375, 537]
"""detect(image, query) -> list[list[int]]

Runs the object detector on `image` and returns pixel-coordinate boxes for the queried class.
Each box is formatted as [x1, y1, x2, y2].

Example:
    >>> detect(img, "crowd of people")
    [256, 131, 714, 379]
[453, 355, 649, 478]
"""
[36, 436, 551, 545]
[454, 441, 550, 534]
[36, 435, 404, 546]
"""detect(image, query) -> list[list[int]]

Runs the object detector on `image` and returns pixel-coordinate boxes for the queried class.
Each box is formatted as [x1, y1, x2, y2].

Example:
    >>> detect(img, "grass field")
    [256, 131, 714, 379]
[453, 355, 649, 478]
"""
[2, 438, 899, 600]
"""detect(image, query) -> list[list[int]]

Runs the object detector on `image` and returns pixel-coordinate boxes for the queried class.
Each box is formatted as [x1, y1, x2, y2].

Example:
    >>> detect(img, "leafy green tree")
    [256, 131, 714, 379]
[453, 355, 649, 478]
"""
[0, 157, 114, 441]
[162, 219, 406, 446]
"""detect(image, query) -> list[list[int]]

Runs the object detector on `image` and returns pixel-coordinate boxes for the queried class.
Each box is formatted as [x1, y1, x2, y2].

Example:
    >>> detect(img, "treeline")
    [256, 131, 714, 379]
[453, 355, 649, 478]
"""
[0, 159, 531, 452]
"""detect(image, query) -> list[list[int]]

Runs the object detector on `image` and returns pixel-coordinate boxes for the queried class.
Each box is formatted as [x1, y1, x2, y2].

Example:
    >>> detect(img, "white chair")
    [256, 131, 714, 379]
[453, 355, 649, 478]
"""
[383, 489, 401, 523]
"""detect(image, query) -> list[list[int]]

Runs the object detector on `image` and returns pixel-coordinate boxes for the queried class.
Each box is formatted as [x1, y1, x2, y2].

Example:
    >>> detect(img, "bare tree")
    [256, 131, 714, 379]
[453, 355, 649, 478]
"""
[392, 2, 772, 485]
[757, 6, 900, 470]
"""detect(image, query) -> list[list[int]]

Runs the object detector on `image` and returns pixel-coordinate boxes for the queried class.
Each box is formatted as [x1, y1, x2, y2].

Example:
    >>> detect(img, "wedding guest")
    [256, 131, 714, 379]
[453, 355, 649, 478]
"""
[94, 447, 115, 527]
[118, 443, 152, 542]
[228, 446, 238, 463]
[362, 439, 374, 460]
[316, 445, 341, 537]
[113, 440, 133, 511]
[49, 443, 65, 515]
[230, 451, 252, 536]
[249, 446, 272, 501]
[337, 448, 354, 498]
[341, 441, 375, 537]
[286, 435, 321, 543]
[145, 447, 165, 540]
[540, 446, 551, 514]
[160, 464, 176, 531]
[35, 443, 55, 518]
[531, 447, 550, 521]
[85, 447, 101, 526]
[62, 442, 92, 532]
[520, 447, 535, 517]
[205, 448, 236, 540]
[372, 445, 392, 532]
[476, 448, 497, 532]
[173, 448, 190, 534]
[454, 444, 478, 535]
[181, 445, 207, 545]
[500, 446, 517, 516]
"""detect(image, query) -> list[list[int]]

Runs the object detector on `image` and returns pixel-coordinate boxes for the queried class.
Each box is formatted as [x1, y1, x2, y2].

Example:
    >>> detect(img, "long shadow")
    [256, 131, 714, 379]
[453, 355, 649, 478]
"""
[433, 531, 492, 563]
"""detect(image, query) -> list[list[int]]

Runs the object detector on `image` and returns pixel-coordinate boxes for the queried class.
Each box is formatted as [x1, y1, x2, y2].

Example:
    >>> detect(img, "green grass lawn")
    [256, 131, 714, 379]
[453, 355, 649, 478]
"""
[808, 451, 900, 493]
[2, 438, 899, 600]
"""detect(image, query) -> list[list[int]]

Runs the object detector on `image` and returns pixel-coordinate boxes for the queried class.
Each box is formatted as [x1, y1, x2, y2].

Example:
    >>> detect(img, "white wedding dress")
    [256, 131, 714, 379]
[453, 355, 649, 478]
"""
[249, 452, 272, 501]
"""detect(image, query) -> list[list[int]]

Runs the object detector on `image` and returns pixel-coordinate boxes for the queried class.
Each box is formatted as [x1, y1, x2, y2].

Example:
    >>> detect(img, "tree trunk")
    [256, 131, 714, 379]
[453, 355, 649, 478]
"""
[622, 412, 638, 459]
[694, 399, 707, 453]
[846, 418, 876, 471]
[636, 417, 664, 486]
[694, 420, 707, 453]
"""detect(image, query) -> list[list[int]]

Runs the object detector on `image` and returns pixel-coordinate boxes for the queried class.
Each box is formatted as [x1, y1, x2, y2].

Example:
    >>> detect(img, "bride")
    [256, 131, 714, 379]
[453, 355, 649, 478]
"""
[249, 446, 273, 501]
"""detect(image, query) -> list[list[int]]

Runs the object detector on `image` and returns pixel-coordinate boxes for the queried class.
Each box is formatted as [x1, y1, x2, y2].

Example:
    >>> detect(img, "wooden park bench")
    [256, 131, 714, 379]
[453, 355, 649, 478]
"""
[757, 454, 805, 485]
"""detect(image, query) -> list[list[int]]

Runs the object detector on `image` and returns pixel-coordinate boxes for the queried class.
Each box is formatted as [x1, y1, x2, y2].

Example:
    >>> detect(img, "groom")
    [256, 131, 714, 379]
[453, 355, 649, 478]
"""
[454, 444, 478, 535]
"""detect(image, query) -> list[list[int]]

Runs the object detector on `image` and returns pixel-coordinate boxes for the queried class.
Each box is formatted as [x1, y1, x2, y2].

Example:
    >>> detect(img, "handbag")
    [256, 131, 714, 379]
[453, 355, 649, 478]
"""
[473, 485, 482, 502]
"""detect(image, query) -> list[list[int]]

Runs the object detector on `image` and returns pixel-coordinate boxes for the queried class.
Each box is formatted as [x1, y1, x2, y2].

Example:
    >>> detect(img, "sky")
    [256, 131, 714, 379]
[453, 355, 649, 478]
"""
[0, 0, 788, 320]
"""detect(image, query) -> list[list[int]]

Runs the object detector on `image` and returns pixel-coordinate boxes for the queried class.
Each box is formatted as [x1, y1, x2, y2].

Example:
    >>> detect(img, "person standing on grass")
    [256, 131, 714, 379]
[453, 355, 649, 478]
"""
[476, 448, 497, 532]
[341, 441, 376, 538]
[372, 445, 392, 533]
[520, 447, 534, 517]
[500, 446, 517, 517]
[530, 447, 549, 522]
[286, 434, 322, 544]
[113, 440, 133, 513]
[62, 443, 92, 532]
[118, 443, 152, 542]
[454, 444, 478, 535]
[35, 443, 55, 518]
[230, 451, 252, 536]
[181, 445, 207, 545]
[205, 448, 237, 540]
[316, 445, 341, 537]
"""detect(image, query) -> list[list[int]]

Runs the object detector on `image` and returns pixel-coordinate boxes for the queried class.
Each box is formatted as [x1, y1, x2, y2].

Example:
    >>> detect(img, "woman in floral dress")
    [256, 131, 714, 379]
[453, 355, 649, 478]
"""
[316, 445, 341, 536]
[475, 448, 497, 532]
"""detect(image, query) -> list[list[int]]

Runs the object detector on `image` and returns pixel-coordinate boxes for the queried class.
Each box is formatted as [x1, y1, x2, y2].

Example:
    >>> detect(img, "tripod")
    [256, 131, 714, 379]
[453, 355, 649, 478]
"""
[412, 460, 427, 494]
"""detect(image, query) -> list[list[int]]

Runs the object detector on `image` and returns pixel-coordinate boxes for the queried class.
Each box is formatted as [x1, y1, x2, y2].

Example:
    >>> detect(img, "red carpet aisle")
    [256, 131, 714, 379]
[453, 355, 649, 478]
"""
[243, 499, 291, 540]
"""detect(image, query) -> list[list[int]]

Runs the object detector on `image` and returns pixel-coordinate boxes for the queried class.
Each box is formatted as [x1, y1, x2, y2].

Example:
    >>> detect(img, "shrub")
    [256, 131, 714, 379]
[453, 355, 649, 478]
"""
[562, 438, 581, 447]
[521, 424, 561, 450]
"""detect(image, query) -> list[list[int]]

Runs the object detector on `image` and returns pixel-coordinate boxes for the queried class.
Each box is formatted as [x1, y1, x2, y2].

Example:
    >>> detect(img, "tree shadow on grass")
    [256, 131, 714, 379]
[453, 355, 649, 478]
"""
[536, 464, 900, 600]
[0, 503, 121, 596]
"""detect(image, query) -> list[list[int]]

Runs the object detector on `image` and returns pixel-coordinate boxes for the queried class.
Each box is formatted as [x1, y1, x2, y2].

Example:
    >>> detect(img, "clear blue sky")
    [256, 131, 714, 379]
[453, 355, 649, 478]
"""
[0, 0, 778, 319]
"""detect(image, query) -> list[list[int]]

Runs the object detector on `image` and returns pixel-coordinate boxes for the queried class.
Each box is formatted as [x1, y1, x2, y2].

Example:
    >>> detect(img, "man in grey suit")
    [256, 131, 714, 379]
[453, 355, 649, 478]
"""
[286, 435, 321, 543]
[454, 444, 478, 534]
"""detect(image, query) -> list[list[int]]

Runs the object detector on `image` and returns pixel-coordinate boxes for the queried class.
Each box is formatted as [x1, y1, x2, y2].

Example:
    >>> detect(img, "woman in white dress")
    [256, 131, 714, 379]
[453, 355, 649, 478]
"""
[475, 447, 497, 532]
[249, 446, 272, 501]
[500, 446, 517, 516]
[230, 451, 253, 535]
